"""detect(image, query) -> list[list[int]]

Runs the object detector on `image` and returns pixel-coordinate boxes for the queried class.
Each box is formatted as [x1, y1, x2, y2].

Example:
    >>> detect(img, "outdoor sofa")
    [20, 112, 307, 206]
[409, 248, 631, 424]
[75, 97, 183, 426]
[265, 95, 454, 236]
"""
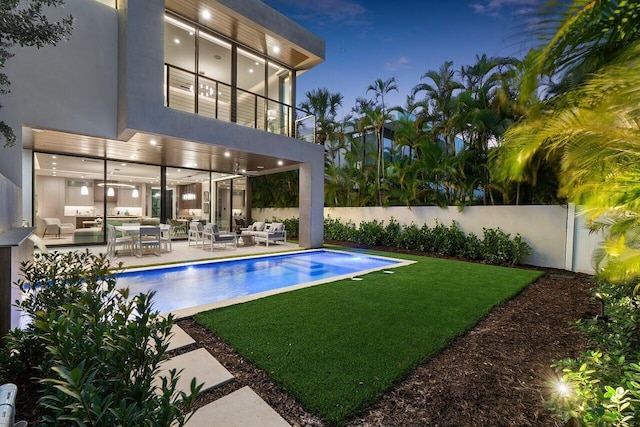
[241, 221, 286, 246]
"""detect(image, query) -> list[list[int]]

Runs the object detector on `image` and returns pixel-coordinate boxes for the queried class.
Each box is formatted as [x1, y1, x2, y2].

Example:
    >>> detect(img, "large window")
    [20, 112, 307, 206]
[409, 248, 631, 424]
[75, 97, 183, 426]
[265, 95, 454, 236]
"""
[163, 12, 295, 134]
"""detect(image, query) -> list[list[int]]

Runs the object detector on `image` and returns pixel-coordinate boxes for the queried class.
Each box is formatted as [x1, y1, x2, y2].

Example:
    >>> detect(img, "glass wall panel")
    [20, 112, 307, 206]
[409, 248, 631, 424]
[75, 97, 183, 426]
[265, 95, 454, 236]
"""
[237, 48, 265, 95]
[231, 177, 247, 232]
[199, 32, 231, 84]
[104, 161, 160, 224]
[215, 179, 231, 231]
[164, 16, 195, 71]
[164, 16, 196, 112]
[167, 168, 210, 226]
[34, 153, 106, 246]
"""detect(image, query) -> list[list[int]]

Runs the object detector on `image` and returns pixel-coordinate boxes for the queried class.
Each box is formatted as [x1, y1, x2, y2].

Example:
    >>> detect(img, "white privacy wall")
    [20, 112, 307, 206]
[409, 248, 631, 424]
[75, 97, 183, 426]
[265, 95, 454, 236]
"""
[252, 205, 604, 272]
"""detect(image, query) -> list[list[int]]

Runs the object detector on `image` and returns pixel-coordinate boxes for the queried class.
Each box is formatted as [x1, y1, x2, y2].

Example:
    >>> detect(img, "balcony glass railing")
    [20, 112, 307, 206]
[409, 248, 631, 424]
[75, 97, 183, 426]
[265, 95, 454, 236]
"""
[164, 64, 315, 143]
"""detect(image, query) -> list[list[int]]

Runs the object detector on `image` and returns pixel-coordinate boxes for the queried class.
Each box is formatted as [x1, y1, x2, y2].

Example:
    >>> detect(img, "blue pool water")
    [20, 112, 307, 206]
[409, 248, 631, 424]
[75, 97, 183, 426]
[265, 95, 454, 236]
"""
[117, 250, 401, 314]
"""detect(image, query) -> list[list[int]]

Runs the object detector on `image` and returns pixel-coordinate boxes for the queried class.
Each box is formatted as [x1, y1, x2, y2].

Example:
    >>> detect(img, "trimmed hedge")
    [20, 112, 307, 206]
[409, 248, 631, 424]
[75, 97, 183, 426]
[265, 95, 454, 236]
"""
[324, 216, 531, 266]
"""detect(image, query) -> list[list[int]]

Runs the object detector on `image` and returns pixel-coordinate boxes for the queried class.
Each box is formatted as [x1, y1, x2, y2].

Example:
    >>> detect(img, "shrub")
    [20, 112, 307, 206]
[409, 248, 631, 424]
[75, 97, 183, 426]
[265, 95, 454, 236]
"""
[358, 219, 385, 246]
[380, 217, 402, 248]
[547, 281, 640, 426]
[397, 223, 425, 251]
[324, 216, 357, 242]
[481, 227, 531, 266]
[0, 251, 200, 426]
[321, 217, 531, 266]
[462, 232, 484, 261]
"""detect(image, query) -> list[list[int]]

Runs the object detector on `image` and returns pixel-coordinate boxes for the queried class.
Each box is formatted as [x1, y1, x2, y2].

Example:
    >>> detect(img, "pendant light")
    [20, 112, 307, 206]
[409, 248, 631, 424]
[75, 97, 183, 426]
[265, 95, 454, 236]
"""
[107, 187, 115, 197]
[132, 187, 139, 198]
[80, 185, 89, 195]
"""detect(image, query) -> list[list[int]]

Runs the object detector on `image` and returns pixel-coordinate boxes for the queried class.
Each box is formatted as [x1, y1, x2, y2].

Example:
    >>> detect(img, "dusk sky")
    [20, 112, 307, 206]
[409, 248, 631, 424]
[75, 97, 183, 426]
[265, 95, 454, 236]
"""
[262, 0, 543, 116]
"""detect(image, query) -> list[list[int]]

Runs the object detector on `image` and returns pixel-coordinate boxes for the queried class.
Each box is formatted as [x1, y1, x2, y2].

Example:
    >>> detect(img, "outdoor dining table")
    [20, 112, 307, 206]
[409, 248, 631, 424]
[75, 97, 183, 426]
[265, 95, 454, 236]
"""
[114, 224, 171, 256]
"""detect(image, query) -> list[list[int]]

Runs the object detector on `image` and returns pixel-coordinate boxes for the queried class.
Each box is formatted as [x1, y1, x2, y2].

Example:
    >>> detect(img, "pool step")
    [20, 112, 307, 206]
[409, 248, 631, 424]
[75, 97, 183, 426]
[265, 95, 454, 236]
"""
[167, 324, 196, 351]
[155, 348, 234, 396]
[184, 386, 290, 427]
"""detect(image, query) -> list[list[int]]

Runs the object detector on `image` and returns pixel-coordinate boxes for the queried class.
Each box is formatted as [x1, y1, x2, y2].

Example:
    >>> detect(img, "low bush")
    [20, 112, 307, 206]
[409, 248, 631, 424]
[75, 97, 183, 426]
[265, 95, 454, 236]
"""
[547, 281, 640, 426]
[321, 217, 531, 266]
[0, 251, 200, 426]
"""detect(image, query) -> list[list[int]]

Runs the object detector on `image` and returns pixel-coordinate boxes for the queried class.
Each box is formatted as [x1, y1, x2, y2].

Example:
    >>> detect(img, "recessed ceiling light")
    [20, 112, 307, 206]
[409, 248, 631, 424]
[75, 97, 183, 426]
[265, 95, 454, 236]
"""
[255, 61, 259, 66]
[257, 165, 264, 169]
[249, 69, 253, 73]
[224, 152, 230, 157]
[52, 162, 56, 165]
[273, 46, 280, 54]
[150, 139, 157, 145]
[51, 155, 57, 159]
[130, 155, 135, 159]
[174, 38, 180, 44]
[52, 167, 56, 170]
[277, 160, 284, 166]
[201, 10, 211, 20]
[177, 169, 181, 172]
[121, 163, 127, 166]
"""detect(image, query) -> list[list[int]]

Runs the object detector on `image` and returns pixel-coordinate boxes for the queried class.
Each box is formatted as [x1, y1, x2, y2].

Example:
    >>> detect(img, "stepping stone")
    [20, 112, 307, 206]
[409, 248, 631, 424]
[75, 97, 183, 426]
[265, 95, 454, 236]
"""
[166, 324, 196, 352]
[184, 386, 290, 427]
[155, 348, 233, 396]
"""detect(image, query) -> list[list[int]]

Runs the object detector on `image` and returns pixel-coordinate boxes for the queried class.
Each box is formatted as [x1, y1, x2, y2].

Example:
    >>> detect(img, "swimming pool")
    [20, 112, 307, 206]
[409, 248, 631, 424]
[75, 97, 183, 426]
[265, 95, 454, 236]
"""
[117, 249, 405, 315]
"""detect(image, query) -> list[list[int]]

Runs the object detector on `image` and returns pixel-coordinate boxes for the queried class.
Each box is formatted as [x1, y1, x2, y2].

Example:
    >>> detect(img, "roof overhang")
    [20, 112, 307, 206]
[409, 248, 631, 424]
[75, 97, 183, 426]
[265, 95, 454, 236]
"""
[165, 0, 325, 70]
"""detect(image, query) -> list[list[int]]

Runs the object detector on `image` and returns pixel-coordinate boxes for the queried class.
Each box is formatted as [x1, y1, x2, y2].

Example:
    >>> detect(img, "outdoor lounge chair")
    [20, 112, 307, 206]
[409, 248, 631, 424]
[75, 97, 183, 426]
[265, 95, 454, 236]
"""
[203, 224, 237, 250]
[42, 217, 75, 238]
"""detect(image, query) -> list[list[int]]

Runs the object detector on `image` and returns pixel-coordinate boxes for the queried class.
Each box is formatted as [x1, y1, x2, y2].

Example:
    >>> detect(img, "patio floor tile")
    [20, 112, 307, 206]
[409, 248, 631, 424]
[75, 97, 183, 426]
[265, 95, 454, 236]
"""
[184, 386, 290, 427]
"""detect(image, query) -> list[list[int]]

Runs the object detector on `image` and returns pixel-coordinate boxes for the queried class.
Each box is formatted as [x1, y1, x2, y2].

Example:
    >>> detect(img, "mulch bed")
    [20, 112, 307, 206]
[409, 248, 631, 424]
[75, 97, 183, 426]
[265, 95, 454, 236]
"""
[176, 244, 598, 426]
[8, 244, 597, 426]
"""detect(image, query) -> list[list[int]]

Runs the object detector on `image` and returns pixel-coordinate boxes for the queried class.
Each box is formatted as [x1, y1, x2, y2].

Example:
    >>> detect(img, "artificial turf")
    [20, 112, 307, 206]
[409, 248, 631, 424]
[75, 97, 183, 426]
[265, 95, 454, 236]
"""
[194, 251, 543, 425]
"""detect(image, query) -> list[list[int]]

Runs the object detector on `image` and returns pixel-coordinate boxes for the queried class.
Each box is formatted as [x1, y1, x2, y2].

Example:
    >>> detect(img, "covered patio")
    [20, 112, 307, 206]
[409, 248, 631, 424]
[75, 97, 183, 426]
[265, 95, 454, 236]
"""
[38, 238, 300, 270]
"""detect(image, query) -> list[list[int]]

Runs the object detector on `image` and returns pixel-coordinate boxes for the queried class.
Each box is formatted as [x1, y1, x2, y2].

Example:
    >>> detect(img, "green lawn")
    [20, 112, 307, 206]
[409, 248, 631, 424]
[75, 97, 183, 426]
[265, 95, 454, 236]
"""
[194, 251, 543, 425]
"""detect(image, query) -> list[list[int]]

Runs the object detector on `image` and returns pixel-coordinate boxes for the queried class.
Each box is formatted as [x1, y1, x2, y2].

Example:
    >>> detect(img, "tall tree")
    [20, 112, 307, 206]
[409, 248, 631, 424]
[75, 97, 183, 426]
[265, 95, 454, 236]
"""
[1, 0, 73, 147]
[412, 61, 464, 156]
[298, 87, 343, 147]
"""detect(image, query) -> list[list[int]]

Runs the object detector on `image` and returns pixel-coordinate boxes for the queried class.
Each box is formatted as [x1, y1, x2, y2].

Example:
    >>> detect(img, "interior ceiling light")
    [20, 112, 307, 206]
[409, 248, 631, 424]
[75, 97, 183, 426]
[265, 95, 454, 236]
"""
[201, 9, 211, 20]
[273, 46, 280, 54]
[150, 139, 157, 145]
[80, 185, 89, 196]
[277, 160, 284, 166]
[132, 187, 139, 198]
[107, 187, 115, 197]
[224, 152, 230, 157]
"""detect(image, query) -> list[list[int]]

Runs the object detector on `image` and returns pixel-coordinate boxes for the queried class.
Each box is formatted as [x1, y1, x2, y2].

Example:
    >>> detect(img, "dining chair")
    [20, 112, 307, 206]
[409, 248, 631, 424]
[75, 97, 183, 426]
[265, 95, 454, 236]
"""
[160, 224, 172, 252]
[138, 226, 161, 257]
[188, 221, 204, 246]
[107, 224, 133, 257]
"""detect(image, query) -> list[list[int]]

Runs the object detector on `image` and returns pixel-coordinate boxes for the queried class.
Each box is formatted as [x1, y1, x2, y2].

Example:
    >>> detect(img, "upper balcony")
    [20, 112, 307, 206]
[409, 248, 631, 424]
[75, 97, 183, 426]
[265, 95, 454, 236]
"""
[164, 63, 315, 143]
[162, 2, 324, 144]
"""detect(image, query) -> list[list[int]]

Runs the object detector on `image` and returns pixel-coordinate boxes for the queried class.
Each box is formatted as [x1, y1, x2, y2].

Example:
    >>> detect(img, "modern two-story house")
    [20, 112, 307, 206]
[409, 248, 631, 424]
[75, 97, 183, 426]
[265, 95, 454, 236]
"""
[0, 0, 325, 248]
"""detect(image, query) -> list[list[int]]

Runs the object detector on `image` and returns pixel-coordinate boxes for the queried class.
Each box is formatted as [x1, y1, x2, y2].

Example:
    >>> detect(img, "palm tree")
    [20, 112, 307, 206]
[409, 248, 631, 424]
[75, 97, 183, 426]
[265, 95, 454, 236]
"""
[412, 61, 464, 156]
[493, 0, 640, 283]
[298, 87, 343, 146]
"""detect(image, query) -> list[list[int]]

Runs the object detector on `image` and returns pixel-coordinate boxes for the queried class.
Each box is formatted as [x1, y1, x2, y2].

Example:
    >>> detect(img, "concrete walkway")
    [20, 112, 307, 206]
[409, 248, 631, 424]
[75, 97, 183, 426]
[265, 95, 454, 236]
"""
[158, 325, 291, 427]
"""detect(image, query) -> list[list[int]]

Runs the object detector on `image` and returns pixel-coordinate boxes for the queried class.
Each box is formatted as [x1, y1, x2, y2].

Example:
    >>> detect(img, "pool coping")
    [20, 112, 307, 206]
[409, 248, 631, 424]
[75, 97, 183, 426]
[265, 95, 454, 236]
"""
[121, 248, 415, 319]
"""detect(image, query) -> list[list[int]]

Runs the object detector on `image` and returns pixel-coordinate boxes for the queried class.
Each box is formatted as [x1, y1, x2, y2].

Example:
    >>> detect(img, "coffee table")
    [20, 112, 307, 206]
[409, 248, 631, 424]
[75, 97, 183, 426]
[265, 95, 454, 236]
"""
[238, 234, 255, 246]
